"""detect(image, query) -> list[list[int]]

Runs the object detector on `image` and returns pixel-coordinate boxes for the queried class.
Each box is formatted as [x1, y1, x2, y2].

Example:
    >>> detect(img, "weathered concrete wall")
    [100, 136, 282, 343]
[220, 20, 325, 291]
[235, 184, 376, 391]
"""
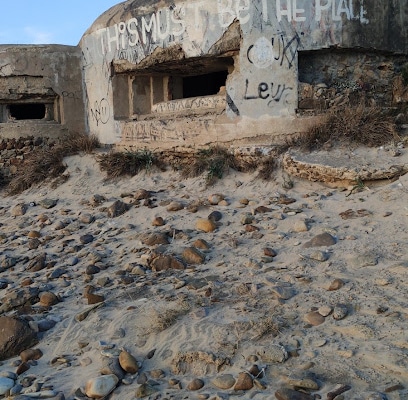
[79, 0, 408, 148]
[0, 45, 85, 139]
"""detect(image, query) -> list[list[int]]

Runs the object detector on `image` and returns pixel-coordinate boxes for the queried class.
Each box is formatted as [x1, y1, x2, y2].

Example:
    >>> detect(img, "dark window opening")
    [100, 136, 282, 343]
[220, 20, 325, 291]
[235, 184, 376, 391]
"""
[182, 70, 228, 99]
[9, 104, 46, 120]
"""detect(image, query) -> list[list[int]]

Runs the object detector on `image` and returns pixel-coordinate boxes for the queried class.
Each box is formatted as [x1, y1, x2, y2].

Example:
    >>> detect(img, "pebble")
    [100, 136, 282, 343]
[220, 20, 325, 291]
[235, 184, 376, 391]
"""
[304, 311, 325, 326]
[166, 201, 184, 211]
[333, 303, 349, 320]
[118, 350, 139, 374]
[234, 372, 253, 390]
[293, 220, 309, 232]
[196, 219, 217, 233]
[39, 292, 60, 307]
[135, 383, 158, 398]
[212, 374, 235, 389]
[318, 305, 333, 317]
[187, 378, 205, 391]
[275, 387, 313, 400]
[20, 349, 43, 363]
[107, 200, 129, 217]
[257, 344, 288, 363]
[85, 374, 119, 398]
[182, 247, 206, 264]
[303, 232, 336, 248]
[152, 216, 165, 226]
[0, 377, 15, 396]
[208, 194, 224, 205]
[208, 210, 222, 222]
[193, 238, 211, 250]
[309, 250, 329, 262]
[100, 358, 125, 380]
[11, 203, 27, 216]
[328, 278, 345, 291]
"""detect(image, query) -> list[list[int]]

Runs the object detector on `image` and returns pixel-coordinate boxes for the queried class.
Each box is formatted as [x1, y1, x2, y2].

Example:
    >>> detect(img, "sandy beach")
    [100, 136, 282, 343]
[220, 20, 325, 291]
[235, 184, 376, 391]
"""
[0, 149, 407, 400]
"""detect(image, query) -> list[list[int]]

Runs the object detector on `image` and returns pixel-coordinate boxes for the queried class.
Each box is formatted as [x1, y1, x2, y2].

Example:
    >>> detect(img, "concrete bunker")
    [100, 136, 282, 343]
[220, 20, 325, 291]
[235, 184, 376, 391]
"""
[0, 1, 406, 152]
[79, 0, 408, 149]
[0, 45, 85, 139]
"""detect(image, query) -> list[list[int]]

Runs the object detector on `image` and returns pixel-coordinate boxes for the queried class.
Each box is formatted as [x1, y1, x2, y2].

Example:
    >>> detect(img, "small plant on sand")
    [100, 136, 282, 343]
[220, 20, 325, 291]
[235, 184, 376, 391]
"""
[181, 145, 256, 185]
[97, 148, 165, 179]
[7, 132, 99, 195]
[256, 155, 278, 180]
[291, 103, 399, 151]
[145, 299, 191, 334]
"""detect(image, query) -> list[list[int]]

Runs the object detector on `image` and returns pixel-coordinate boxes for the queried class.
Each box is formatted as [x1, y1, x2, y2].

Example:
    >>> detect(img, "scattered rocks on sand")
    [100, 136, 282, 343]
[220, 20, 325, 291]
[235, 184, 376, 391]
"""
[0, 152, 406, 400]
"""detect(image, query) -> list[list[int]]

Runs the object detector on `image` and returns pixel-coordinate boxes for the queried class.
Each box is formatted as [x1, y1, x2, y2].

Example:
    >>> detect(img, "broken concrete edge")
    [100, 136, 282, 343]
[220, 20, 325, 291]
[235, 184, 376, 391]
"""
[281, 148, 408, 186]
[113, 140, 408, 186]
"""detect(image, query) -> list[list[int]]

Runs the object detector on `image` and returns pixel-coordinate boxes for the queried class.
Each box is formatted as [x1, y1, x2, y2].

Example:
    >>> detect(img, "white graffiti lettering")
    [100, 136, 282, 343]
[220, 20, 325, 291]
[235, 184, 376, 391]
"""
[100, 0, 369, 55]
[274, 0, 369, 23]
[217, 0, 251, 28]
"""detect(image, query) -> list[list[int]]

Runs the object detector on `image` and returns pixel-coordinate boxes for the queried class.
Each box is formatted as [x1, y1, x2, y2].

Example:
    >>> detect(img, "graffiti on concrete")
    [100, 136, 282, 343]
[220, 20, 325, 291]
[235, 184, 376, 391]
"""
[152, 95, 225, 114]
[99, 0, 369, 55]
[244, 79, 293, 106]
[247, 32, 302, 69]
[121, 119, 207, 142]
[268, 0, 369, 23]
[90, 98, 110, 126]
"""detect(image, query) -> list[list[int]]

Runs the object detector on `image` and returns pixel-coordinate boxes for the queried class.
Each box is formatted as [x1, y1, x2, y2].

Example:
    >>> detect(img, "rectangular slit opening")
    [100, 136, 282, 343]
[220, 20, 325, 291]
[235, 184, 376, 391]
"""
[9, 103, 46, 120]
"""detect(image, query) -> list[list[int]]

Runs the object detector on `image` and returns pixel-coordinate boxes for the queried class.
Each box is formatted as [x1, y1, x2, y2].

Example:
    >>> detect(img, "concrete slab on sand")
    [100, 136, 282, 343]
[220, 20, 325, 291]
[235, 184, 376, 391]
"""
[282, 146, 408, 186]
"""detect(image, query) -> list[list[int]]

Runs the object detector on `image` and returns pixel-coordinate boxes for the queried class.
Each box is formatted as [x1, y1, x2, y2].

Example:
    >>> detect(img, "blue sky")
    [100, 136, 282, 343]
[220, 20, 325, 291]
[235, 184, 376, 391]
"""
[0, 1, 121, 45]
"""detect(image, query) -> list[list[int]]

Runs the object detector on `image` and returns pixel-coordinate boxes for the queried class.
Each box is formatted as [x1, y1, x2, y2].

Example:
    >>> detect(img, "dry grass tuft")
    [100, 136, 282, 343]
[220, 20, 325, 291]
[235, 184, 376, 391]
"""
[145, 300, 191, 334]
[250, 315, 281, 340]
[257, 155, 280, 180]
[7, 132, 100, 195]
[97, 148, 165, 179]
[180, 145, 256, 185]
[292, 103, 399, 151]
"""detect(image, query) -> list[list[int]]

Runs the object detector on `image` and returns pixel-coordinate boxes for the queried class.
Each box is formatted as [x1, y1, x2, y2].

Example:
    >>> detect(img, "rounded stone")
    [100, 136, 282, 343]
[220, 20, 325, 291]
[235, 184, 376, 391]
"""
[303, 232, 336, 248]
[152, 216, 165, 226]
[134, 189, 151, 200]
[85, 374, 119, 399]
[328, 278, 345, 291]
[193, 238, 211, 250]
[293, 220, 309, 232]
[304, 311, 325, 326]
[318, 306, 333, 317]
[86, 293, 105, 305]
[27, 231, 41, 238]
[0, 377, 15, 396]
[196, 219, 217, 233]
[182, 247, 206, 264]
[166, 201, 184, 211]
[39, 292, 60, 307]
[119, 350, 139, 374]
[20, 348, 43, 363]
[208, 194, 224, 205]
[333, 304, 349, 320]
[212, 374, 236, 390]
[234, 372, 253, 391]
[187, 378, 205, 391]
[80, 234, 94, 244]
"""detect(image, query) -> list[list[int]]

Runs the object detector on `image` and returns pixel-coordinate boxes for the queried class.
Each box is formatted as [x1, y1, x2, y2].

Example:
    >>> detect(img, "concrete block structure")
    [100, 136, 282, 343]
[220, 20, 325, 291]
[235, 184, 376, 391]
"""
[1, 0, 407, 148]
[0, 45, 85, 139]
